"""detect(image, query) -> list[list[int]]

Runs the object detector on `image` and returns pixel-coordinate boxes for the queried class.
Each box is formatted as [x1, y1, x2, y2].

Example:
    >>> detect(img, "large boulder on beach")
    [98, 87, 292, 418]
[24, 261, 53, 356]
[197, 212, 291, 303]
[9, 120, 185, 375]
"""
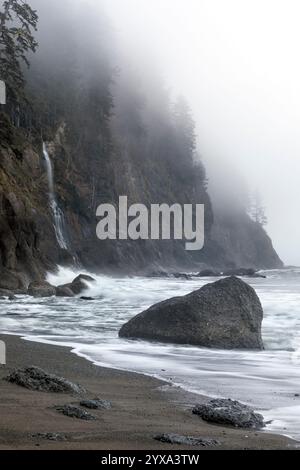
[119, 277, 264, 349]
[28, 281, 56, 298]
[192, 399, 265, 429]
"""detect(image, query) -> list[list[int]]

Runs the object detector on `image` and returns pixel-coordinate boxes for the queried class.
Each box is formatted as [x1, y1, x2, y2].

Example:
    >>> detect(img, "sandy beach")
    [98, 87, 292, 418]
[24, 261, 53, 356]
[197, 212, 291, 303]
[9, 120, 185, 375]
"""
[0, 334, 295, 450]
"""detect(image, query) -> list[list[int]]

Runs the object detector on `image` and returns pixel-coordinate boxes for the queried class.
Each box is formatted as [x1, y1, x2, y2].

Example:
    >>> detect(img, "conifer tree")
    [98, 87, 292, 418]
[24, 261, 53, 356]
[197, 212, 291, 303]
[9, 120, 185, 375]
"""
[0, 0, 38, 105]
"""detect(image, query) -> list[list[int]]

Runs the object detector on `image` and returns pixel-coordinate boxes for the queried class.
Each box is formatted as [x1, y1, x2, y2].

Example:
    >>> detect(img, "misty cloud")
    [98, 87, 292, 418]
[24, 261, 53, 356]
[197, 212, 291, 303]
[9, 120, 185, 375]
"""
[29, 0, 299, 264]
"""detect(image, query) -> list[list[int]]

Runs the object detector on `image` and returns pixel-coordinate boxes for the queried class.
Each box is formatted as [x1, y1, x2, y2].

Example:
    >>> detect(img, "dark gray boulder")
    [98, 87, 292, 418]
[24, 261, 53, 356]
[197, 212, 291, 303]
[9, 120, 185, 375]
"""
[55, 405, 96, 421]
[192, 399, 265, 429]
[56, 286, 75, 298]
[5, 366, 85, 394]
[154, 433, 220, 447]
[58, 274, 96, 296]
[28, 281, 56, 298]
[119, 277, 264, 349]
[72, 274, 96, 284]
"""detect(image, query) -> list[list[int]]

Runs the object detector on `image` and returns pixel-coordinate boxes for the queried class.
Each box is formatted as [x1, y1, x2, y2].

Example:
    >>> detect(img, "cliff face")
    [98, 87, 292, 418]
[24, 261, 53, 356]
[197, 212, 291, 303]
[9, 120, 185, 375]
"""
[45, 118, 214, 274]
[0, 116, 69, 285]
[0, 101, 283, 285]
[211, 210, 283, 270]
[0, 2, 283, 282]
[0, 125, 283, 283]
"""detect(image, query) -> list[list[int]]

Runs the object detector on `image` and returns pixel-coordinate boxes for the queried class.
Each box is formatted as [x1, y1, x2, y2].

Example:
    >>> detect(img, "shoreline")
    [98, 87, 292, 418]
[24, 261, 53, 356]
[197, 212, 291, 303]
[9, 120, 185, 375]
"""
[0, 334, 296, 450]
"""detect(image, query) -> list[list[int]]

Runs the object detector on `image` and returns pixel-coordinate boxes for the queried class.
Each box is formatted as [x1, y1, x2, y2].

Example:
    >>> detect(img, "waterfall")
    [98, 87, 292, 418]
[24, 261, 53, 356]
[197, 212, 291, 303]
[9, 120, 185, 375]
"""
[42, 142, 69, 250]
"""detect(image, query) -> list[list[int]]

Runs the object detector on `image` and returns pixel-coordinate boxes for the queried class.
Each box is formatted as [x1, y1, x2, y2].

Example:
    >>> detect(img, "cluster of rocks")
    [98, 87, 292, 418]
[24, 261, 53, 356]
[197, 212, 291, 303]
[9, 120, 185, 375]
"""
[196, 268, 266, 279]
[6, 366, 266, 444]
[54, 398, 112, 421]
[5, 366, 112, 422]
[0, 273, 96, 299]
[120, 276, 264, 350]
[147, 271, 193, 280]
[147, 267, 267, 281]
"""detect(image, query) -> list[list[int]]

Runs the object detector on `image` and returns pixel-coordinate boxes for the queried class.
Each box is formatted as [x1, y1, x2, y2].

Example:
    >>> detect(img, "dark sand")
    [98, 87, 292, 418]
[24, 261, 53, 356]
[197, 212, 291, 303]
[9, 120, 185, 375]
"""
[0, 334, 296, 450]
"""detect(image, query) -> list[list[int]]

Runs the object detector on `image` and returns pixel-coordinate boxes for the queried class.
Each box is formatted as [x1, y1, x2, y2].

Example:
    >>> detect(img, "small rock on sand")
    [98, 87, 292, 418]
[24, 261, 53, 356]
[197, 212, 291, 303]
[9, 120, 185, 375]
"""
[154, 433, 220, 447]
[5, 366, 85, 394]
[55, 405, 96, 421]
[192, 399, 265, 429]
[80, 398, 112, 410]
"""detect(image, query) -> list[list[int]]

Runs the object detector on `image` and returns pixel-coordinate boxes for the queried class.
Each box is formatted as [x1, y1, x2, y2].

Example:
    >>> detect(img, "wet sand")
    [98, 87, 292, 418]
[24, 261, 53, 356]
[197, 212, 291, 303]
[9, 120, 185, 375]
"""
[0, 334, 295, 450]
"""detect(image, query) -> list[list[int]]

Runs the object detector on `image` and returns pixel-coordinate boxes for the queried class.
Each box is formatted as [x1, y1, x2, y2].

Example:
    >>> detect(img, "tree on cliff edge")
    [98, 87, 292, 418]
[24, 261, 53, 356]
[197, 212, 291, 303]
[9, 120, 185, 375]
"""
[173, 95, 197, 159]
[0, 0, 38, 109]
[249, 190, 268, 227]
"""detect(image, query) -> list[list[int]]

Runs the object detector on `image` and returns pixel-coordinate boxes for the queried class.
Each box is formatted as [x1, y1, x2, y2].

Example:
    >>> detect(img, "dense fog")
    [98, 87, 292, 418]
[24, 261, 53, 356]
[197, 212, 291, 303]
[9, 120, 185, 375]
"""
[29, 0, 299, 264]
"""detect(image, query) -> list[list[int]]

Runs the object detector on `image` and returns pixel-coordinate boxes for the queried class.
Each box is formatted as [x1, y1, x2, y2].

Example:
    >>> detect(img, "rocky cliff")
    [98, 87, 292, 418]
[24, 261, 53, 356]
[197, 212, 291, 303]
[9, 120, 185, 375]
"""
[0, 106, 283, 286]
[0, 115, 57, 287]
[0, 1, 283, 286]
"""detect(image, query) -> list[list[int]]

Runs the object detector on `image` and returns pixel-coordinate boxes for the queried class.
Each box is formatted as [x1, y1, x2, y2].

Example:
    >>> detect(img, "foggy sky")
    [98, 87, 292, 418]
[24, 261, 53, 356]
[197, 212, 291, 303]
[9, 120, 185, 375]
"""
[32, 0, 300, 265]
[98, 0, 300, 266]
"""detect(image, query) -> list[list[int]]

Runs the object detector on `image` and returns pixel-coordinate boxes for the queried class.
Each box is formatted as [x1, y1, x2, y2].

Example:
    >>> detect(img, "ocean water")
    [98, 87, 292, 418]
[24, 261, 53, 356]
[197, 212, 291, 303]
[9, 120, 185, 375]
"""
[1, 267, 300, 440]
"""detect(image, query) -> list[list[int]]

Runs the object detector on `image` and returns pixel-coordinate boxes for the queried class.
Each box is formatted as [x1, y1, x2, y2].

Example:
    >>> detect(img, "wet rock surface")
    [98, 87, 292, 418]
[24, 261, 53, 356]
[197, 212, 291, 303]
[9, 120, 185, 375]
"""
[120, 277, 264, 349]
[5, 366, 85, 394]
[80, 399, 112, 410]
[154, 433, 220, 447]
[58, 274, 96, 296]
[55, 286, 75, 297]
[0, 269, 28, 291]
[172, 273, 192, 280]
[55, 405, 96, 421]
[72, 274, 96, 284]
[192, 399, 265, 429]
[0, 288, 15, 297]
[223, 268, 266, 279]
[28, 281, 56, 298]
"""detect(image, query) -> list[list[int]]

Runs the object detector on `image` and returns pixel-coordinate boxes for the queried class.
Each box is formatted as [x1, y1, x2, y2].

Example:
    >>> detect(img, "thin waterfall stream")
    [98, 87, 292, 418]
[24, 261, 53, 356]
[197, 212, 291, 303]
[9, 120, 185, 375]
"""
[42, 142, 69, 250]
